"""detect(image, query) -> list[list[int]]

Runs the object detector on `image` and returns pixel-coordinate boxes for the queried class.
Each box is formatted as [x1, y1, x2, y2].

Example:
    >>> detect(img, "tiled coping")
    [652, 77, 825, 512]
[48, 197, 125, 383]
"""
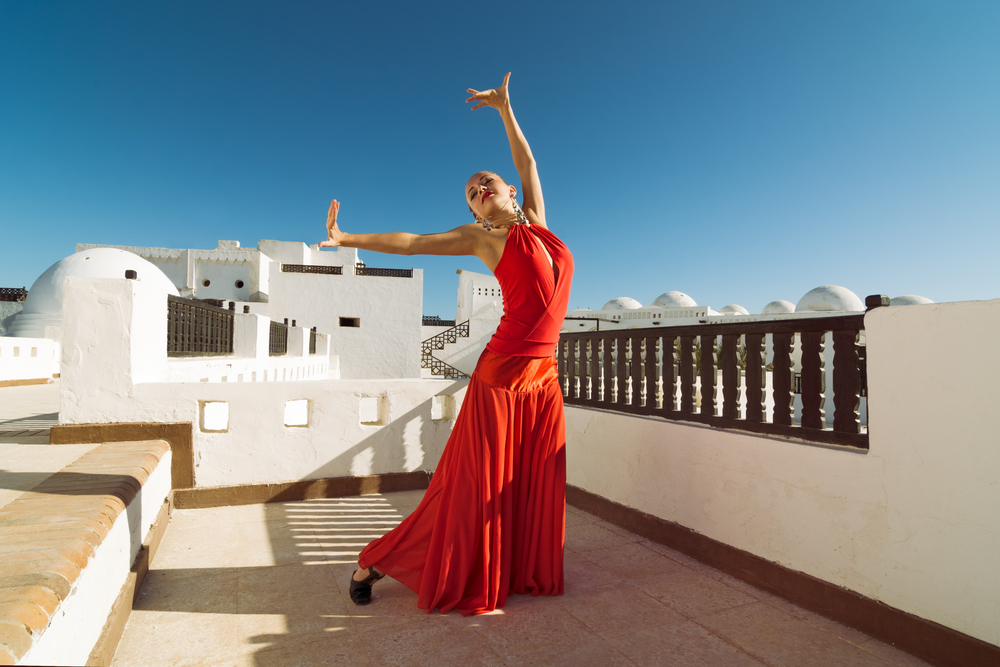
[0, 440, 172, 665]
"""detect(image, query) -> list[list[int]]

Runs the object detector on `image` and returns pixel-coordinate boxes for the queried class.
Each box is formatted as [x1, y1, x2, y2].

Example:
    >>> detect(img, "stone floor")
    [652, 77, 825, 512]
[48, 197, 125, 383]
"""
[113, 492, 933, 667]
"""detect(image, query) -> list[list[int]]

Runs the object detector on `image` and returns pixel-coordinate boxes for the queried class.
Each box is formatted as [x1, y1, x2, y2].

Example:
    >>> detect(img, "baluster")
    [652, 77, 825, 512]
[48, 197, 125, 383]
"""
[631, 336, 644, 407]
[800, 331, 826, 429]
[721, 334, 739, 419]
[616, 338, 629, 405]
[700, 335, 717, 417]
[832, 330, 861, 433]
[679, 335, 695, 413]
[772, 332, 794, 426]
[565, 339, 576, 399]
[591, 339, 604, 403]
[744, 333, 765, 422]
[557, 338, 566, 389]
[644, 336, 660, 411]
[662, 336, 676, 412]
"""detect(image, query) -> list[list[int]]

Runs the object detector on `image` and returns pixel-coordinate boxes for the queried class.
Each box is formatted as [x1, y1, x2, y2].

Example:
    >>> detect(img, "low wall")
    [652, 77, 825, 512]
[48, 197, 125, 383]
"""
[62, 377, 466, 489]
[1, 441, 171, 665]
[0, 337, 60, 385]
[565, 297, 999, 647]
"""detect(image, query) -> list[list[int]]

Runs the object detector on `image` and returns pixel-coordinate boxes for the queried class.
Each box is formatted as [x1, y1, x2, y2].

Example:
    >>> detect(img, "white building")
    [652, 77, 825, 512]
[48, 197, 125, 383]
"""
[71, 240, 425, 380]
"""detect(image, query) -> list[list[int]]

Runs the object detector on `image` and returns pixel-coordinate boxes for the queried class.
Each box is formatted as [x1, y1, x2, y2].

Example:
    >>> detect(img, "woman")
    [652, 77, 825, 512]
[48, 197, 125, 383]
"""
[320, 73, 574, 616]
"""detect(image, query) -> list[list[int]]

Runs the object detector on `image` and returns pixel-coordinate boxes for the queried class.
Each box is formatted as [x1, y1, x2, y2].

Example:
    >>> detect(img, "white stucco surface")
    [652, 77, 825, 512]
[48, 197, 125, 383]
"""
[0, 301, 23, 336]
[565, 298, 1000, 646]
[20, 450, 171, 666]
[59, 276, 461, 488]
[0, 337, 60, 383]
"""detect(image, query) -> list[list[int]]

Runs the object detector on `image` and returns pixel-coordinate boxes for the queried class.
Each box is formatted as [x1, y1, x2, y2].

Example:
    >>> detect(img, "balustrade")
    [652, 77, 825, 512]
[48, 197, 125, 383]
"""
[557, 314, 868, 449]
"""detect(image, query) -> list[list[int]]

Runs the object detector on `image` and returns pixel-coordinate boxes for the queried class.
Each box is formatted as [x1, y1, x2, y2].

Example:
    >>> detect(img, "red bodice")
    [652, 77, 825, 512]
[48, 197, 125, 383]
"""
[485, 223, 574, 357]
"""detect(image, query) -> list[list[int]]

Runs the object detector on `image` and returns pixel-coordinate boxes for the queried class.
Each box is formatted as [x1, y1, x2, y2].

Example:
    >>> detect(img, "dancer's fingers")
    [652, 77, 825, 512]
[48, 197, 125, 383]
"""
[471, 101, 488, 110]
[503, 72, 510, 88]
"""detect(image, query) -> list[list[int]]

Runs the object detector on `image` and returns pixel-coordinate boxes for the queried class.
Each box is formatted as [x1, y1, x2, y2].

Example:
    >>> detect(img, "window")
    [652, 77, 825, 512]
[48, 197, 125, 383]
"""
[235, 280, 245, 288]
[202, 279, 211, 287]
[339, 317, 360, 327]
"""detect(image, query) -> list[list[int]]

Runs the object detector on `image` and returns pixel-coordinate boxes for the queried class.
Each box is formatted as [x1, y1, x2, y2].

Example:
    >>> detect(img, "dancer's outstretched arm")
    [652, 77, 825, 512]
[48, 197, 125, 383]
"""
[466, 72, 546, 229]
[319, 200, 507, 271]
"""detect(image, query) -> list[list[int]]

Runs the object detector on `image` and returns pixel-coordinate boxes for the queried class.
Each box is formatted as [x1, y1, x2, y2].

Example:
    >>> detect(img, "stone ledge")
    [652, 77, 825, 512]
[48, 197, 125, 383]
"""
[0, 440, 169, 665]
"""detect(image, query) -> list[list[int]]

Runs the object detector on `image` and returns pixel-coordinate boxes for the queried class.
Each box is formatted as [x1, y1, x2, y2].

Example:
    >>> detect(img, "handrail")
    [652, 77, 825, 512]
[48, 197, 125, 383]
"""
[420, 320, 471, 379]
[355, 267, 413, 278]
[558, 313, 868, 449]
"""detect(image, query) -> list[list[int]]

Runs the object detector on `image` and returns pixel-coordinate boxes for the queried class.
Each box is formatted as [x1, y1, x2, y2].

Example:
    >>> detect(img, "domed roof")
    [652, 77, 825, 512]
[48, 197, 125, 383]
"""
[601, 297, 642, 311]
[890, 295, 934, 306]
[718, 304, 749, 316]
[652, 291, 697, 308]
[795, 286, 864, 313]
[7, 248, 179, 338]
[762, 299, 796, 314]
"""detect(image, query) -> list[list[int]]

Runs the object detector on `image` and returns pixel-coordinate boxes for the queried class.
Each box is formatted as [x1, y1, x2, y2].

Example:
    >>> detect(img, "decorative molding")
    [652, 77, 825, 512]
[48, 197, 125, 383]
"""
[172, 471, 432, 509]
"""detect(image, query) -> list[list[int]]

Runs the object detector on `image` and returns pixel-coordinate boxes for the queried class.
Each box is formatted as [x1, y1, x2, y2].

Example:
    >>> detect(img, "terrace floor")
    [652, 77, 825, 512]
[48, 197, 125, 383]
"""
[112, 492, 933, 667]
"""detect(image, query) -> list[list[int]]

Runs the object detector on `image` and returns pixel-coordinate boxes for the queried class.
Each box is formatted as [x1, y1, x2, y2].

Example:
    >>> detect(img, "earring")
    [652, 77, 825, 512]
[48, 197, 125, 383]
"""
[511, 198, 528, 225]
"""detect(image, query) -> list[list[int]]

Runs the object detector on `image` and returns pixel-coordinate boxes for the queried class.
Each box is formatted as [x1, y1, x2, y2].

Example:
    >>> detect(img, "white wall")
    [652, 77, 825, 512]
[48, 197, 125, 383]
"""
[0, 301, 24, 336]
[0, 336, 60, 383]
[59, 275, 462, 488]
[565, 298, 1000, 646]
[264, 262, 423, 380]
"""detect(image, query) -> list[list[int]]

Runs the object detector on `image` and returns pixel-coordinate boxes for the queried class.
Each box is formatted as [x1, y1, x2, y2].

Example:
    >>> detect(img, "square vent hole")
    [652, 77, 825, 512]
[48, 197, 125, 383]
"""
[284, 399, 310, 427]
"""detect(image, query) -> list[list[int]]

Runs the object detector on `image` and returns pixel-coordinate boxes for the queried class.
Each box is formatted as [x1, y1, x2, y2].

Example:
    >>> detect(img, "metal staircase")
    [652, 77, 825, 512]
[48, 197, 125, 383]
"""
[421, 320, 470, 379]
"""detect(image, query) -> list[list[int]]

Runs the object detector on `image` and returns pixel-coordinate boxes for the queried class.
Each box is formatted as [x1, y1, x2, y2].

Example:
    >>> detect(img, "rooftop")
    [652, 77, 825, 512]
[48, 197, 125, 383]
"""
[109, 492, 930, 667]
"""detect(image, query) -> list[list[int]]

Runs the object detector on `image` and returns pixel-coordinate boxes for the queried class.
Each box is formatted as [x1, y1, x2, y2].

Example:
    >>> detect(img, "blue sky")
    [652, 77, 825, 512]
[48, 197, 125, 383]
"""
[2, 0, 997, 318]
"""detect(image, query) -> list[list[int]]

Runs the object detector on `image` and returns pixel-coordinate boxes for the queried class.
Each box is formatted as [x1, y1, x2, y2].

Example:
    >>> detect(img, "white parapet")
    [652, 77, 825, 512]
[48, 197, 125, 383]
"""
[0, 336, 60, 385]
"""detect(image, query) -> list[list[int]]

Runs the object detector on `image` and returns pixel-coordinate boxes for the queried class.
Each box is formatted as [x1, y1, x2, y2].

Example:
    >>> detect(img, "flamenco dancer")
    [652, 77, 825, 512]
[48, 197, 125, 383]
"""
[320, 72, 573, 616]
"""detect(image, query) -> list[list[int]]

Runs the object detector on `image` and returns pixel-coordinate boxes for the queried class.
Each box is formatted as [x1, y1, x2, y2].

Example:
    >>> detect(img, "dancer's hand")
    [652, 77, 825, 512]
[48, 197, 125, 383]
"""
[319, 199, 346, 248]
[466, 72, 511, 112]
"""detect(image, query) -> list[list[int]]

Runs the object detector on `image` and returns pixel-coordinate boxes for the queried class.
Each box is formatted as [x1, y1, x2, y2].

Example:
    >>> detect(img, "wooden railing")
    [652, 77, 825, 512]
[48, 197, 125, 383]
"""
[269, 320, 288, 356]
[281, 264, 342, 275]
[557, 314, 868, 449]
[0, 287, 27, 302]
[167, 295, 234, 356]
[355, 267, 413, 278]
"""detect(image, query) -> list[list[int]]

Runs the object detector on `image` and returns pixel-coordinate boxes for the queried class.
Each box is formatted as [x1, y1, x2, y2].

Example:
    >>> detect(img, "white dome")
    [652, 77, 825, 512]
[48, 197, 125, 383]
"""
[890, 295, 934, 306]
[601, 297, 642, 311]
[652, 291, 697, 308]
[795, 286, 864, 313]
[7, 249, 179, 338]
[762, 299, 796, 314]
[718, 304, 749, 316]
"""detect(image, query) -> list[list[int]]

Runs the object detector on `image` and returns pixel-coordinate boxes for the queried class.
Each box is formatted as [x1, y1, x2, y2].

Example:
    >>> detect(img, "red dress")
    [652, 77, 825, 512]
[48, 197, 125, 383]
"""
[358, 223, 574, 615]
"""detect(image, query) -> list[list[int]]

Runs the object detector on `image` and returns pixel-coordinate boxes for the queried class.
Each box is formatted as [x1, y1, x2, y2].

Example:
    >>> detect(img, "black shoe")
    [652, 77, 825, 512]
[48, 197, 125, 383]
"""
[349, 567, 385, 605]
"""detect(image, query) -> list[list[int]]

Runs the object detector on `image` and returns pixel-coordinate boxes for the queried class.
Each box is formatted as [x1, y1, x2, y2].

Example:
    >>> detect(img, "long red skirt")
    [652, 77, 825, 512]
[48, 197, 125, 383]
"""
[358, 348, 566, 616]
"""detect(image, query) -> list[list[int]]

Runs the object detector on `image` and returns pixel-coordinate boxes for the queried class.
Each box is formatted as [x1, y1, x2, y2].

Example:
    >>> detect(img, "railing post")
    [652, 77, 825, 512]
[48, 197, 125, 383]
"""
[679, 335, 695, 413]
[721, 334, 739, 419]
[700, 334, 717, 417]
[832, 330, 861, 434]
[643, 336, 660, 411]
[744, 333, 765, 422]
[772, 332, 794, 426]
[800, 331, 826, 429]
[566, 339, 577, 399]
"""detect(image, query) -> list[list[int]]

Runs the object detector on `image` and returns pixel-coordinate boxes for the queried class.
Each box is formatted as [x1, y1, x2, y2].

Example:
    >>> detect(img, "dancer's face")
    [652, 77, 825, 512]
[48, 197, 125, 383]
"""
[466, 171, 516, 222]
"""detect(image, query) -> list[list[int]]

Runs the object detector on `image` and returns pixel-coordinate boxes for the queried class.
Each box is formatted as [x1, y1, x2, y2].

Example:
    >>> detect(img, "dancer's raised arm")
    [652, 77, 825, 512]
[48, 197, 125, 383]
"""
[466, 73, 546, 228]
